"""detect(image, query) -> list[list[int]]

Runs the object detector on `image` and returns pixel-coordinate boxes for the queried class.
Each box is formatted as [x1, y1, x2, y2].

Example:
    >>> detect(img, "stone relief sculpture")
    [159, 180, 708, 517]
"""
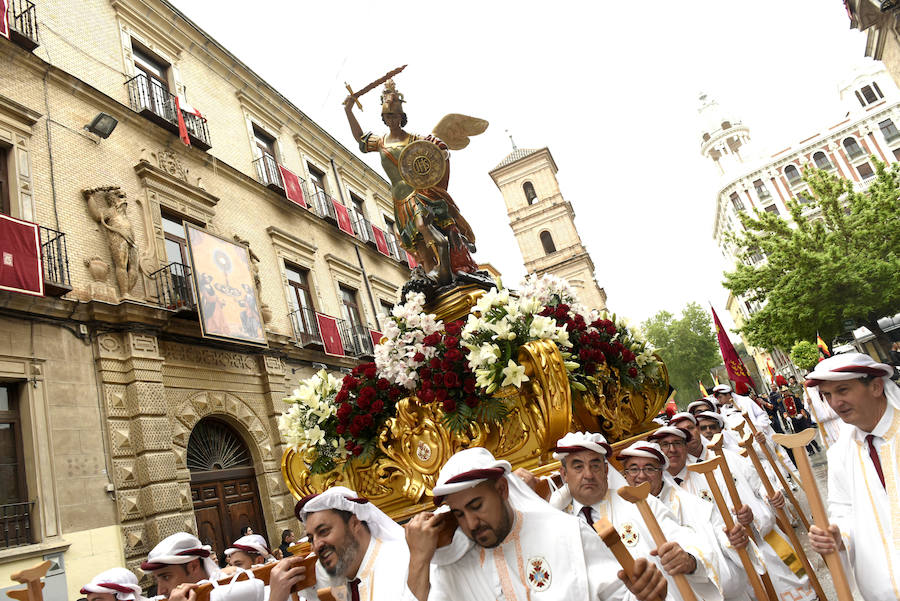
[233, 234, 272, 324]
[84, 186, 140, 295]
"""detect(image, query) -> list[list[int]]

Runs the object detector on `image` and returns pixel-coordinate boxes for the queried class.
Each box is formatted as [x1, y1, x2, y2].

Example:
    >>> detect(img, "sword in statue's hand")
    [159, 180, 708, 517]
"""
[344, 64, 407, 110]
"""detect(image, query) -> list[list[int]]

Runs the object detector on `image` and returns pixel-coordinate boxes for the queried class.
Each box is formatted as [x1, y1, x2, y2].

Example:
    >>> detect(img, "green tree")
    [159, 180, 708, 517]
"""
[724, 159, 900, 358]
[642, 302, 720, 408]
[790, 340, 820, 372]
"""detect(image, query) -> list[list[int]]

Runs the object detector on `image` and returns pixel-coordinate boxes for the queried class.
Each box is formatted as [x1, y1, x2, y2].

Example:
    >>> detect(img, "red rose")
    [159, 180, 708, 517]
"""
[420, 368, 432, 380]
[345, 440, 355, 450]
[360, 386, 376, 402]
[463, 378, 476, 394]
[343, 376, 359, 389]
[336, 423, 346, 435]
[352, 446, 363, 456]
[539, 306, 553, 317]
[445, 348, 462, 362]
[351, 366, 362, 377]
[444, 336, 459, 349]
[357, 396, 371, 410]
[389, 388, 401, 400]
[376, 378, 390, 390]
[442, 399, 457, 412]
[444, 321, 463, 336]
[435, 388, 448, 402]
[349, 423, 362, 437]
[429, 358, 441, 369]
[420, 389, 435, 403]
[364, 366, 377, 380]
[362, 414, 373, 426]
[335, 389, 349, 403]
[606, 325, 617, 336]
[372, 400, 384, 412]
[413, 352, 426, 363]
[441, 358, 454, 371]
[465, 396, 479, 408]
[627, 367, 638, 378]
[444, 372, 459, 388]
[337, 403, 352, 419]
[423, 332, 442, 347]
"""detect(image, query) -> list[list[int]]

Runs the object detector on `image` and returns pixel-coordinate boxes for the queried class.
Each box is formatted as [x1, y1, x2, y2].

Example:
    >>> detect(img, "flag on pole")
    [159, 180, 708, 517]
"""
[173, 97, 191, 146]
[699, 380, 709, 397]
[766, 357, 776, 384]
[711, 306, 755, 390]
[712, 373, 720, 387]
[406, 251, 418, 270]
[816, 332, 831, 357]
[371, 225, 390, 256]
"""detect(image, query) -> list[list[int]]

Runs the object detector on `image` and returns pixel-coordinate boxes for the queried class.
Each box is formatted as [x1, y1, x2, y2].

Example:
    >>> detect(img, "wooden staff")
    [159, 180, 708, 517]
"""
[706, 435, 779, 601]
[737, 432, 828, 601]
[772, 429, 853, 601]
[594, 517, 665, 601]
[8, 560, 50, 601]
[618, 482, 699, 601]
[688, 456, 773, 601]
[742, 412, 811, 531]
[802, 387, 830, 450]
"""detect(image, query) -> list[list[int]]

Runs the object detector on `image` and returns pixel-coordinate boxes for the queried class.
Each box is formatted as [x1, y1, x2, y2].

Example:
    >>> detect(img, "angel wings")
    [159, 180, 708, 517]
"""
[432, 114, 489, 151]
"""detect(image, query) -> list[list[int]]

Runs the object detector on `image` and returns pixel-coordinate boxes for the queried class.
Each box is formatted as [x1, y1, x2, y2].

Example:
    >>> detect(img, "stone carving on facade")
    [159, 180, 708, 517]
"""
[84, 186, 141, 295]
[233, 234, 272, 324]
[159, 340, 258, 373]
[82, 255, 119, 302]
[158, 150, 188, 181]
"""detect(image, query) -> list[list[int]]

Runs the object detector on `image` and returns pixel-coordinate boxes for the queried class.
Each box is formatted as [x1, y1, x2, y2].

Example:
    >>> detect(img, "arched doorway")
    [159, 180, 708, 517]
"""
[188, 417, 266, 561]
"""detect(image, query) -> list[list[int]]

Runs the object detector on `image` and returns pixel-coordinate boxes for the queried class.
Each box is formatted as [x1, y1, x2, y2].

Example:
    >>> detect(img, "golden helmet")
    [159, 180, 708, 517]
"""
[381, 79, 405, 114]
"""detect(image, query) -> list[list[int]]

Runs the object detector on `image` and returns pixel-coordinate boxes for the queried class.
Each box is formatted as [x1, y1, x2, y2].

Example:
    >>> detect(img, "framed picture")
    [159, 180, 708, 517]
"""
[185, 224, 267, 347]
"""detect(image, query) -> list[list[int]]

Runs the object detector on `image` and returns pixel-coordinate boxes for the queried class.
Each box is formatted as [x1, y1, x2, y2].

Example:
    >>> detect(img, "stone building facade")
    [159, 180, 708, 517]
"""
[489, 147, 607, 311]
[0, 0, 411, 597]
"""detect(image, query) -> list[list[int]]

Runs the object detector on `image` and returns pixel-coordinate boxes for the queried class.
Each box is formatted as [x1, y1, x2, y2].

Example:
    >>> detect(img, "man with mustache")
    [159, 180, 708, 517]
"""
[805, 352, 900, 600]
[296, 486, 410, 601]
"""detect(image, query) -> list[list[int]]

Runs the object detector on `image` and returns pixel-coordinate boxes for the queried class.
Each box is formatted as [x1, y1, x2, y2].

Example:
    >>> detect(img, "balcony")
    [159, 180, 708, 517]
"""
[352, 214, 376, 247]
[1, 501, 34, 549]
[5, 0, 38, 51]
[338, 320, 375, 358]
[755, 188, 771, 200]
[253, 152, 284, 191]
[125, 74, 211, 150]
[385, 233, 406, 263]
[288, 306, 322, 348]
[149, 262, 195, 311]
[306, 185, 339, 222]
[39, 225, 72, 297]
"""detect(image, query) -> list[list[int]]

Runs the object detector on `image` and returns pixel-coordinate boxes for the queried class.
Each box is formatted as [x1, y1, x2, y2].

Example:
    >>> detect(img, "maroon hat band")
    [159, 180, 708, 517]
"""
[806, 364, 889, 386]
[618, 445, 666, 465]
[295, 493, 370, 520]
[551, 443, 612, 456]
[433, 467, 506, 505]
[80, 582, 135, 594]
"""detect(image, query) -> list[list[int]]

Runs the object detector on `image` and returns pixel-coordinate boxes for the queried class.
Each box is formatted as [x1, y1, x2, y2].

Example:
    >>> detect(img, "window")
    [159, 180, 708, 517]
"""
[843, 137, 863, 158]
[377, 299, 394, 324]
[894, 148, 900, 162]
[873, 82, 884, 98]
[721, 121, 731, 129]
[784, 164, 801, 184]
[540, 231, 556, 255]
[253, 126, 276, 160]
[1, 384, 30, 548]
[753, 179, 770, 199]
[879, 119, 900, 142]
[0, 146, 9, 216]
[132, 43, 170, 117]
[523, 181, 537, 205]
[857, 162, 875, 180]
[161, 212, 198, 305]
[308, 164, 327, 195]
[797, 190, 813, 203]
[813, 151, 832, 170]
[340, 285, 363, 331]
[855, 90, 865, 107]
[252, 126, 278, 186]
[285, 264, 316, 339]
[861, 85, 878, 104]
[764, 204, 779, 215]
[729, 192, 744, 211]
[162, 212, 191, 266]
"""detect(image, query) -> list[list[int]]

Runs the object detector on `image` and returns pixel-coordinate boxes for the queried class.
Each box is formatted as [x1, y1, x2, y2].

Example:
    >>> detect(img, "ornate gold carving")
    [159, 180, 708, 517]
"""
[399, 140, 446, 189]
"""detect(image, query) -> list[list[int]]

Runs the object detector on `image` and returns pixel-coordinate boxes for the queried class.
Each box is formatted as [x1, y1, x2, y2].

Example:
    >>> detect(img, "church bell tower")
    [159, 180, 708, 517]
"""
[489, 145, 607, 310]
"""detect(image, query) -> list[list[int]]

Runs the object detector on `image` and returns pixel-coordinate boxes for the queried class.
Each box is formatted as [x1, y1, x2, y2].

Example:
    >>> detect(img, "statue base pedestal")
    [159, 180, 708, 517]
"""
[424, 284, 486, 323]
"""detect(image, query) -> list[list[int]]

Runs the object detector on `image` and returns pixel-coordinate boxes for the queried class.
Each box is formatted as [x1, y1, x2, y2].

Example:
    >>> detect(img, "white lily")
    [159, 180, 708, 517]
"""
[500, 360, 529, 388]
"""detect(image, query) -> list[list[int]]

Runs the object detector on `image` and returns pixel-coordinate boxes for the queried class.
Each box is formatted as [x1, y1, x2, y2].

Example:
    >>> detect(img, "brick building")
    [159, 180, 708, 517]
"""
[0, 0, 411, 596]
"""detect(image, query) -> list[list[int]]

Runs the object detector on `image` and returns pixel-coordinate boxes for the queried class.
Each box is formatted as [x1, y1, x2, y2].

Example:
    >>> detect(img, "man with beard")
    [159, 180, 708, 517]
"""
[296, 486, 409, 601]
[546, 432, 719, 601]
[404, 447, 667, 601]
[805, 352, 900, 600]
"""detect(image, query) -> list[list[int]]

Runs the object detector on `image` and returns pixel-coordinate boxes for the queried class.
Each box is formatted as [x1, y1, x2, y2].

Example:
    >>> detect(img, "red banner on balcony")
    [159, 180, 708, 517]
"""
[331, 199, 354, 236]
[315, 312, 345, 357]
[406, 251, 418, 270]
[370, 329, 384, 347]
[0, 0, 9, 39]
[0, 214, 43, 296]
[173, 97, 191, 146]
[278, 165, 306, 208]
[371, 225, 390, 256]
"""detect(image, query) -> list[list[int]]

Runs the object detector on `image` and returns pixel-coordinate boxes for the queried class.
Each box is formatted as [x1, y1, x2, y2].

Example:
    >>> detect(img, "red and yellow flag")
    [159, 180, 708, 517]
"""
[711, 306, 755, 390]
[699, 380, 709, 397]
[816, 332, 831, 357]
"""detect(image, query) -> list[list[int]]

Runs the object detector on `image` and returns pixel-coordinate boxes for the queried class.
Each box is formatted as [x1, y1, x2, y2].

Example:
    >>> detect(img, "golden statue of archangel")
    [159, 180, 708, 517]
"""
[343, 70, 489, 290]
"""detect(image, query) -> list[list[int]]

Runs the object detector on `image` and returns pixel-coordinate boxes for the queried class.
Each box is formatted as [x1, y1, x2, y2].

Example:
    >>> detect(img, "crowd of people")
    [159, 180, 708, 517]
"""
[77, 351, 898, 601]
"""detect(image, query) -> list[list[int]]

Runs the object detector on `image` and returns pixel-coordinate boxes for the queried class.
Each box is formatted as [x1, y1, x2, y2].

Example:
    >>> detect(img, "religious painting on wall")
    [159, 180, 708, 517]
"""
[185, 224, 267, 347]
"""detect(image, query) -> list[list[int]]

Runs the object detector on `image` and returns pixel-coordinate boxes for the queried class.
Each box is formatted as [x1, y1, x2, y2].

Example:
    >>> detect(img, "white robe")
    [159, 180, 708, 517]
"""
[804, 386, 841, 447]
[423, 508, 641, 601]
[565, 487, 721, 601]
[302, 537, 409, 601]
[826, 400, 900, 600]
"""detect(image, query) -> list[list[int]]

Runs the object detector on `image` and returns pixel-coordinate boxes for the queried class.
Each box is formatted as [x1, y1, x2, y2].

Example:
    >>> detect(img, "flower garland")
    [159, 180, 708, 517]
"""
[278, 370, 348, 474]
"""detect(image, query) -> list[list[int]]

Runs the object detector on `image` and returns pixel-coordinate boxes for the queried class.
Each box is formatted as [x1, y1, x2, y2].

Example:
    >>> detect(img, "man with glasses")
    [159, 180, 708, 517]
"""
[549, 432, 720, 601]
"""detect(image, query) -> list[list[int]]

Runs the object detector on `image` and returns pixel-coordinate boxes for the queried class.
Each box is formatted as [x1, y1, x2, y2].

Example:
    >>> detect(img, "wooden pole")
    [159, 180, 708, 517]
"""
[8, 561, 50, 601]
[772, 429, 854, 601]
[742, 412, 811, 531]
[706, 435, 779, 601]
[618, 482, 699, 601]
[737, 432, 828, 601]
[594, 517, 666, 601]
[802, 387, 830, 451]
[688, 456, 773, 601]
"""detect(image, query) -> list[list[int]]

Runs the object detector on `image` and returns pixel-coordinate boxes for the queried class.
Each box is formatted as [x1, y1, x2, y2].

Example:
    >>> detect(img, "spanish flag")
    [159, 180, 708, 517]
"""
[816, 333, 831, 357]
[766, 358, 776, 384]
[712, 373, 721, 387]
[699, 380, 709, 397]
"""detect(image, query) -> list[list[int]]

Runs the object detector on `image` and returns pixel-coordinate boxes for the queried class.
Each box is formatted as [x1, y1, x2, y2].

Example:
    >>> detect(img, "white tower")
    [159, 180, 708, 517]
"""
[698, 93, 752, 176]
[489, 145, 607, 311]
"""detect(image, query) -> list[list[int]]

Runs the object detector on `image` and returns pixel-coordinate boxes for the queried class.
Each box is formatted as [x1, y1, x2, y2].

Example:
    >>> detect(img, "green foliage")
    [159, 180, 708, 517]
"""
[723, 159, 900, 356]
[441, 395, 510, 433]
[642, 302, 720, 408]
[790, 340, 820, 371]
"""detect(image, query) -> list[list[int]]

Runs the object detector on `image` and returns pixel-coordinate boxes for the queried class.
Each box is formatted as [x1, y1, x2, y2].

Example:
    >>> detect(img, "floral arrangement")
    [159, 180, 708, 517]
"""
[374, 292, 442, 390]
[333, 362, 404, 462]
[278, 370, 348, 474]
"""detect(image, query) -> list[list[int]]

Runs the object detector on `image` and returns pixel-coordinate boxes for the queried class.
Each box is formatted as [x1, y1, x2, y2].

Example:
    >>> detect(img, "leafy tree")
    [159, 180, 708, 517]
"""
[790, 340, 820, 372]
[642, 302, 720, 408]
[724, 159, 900, 358]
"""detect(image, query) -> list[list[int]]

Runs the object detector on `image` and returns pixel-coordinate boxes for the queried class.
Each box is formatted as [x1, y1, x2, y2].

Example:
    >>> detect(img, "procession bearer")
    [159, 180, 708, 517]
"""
[805, 352, 900, 600]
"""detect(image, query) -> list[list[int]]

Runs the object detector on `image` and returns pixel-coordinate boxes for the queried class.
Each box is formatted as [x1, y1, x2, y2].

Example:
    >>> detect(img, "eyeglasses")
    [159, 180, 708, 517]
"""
[657, 440, 686, 450]
[623, 466, 663, 476]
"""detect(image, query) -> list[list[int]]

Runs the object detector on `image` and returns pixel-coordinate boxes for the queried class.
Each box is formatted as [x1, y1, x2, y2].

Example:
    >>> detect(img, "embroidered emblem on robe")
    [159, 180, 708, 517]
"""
[527, 556, 552, 591]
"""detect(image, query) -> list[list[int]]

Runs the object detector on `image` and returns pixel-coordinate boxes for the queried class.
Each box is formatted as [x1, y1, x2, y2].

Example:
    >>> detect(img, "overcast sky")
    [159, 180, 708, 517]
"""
[171, 0, 869, 337]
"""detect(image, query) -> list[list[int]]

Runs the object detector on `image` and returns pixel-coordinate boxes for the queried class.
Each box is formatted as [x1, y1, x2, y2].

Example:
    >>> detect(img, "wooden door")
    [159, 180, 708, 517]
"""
[191, 473, 265, 557]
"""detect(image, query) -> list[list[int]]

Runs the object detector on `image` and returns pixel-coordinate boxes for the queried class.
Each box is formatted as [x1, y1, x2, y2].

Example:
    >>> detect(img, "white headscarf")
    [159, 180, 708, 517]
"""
[81, 568, 144, 601]
[695, 410, 725, 427]
[141, 532, 219, 579]
[712, 384, 732, 395]
[224, 534, 271, 559]
[551, 431, 612, 461]
[806, 352, 899, 401]
[616, 441, 670, 470]
[669, 412, 697, 425]
[295, 486, 405, 542]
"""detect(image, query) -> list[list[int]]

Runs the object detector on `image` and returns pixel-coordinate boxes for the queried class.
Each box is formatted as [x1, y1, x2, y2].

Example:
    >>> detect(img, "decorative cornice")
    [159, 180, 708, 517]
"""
[133, 160, 219, 214]
[266, 225, 317, 257]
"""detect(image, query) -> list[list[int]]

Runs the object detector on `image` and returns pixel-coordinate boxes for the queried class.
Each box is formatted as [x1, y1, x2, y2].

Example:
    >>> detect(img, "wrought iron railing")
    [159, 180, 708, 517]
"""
[150, 262, 194, 311]
[306, 185, 338, 221]
[253, 152, 283, 189]
[352, 214, 375, 245]
[1, 501, 34, 548]
[125, 73, 211, 149]
[386, 233, 405, 263]
[338, 320, 375, 358]
[755, 188, 771, 200]
[6, 0, 38, 48]
[288, 306, 322, 347]
[38, 225, 71, 292]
